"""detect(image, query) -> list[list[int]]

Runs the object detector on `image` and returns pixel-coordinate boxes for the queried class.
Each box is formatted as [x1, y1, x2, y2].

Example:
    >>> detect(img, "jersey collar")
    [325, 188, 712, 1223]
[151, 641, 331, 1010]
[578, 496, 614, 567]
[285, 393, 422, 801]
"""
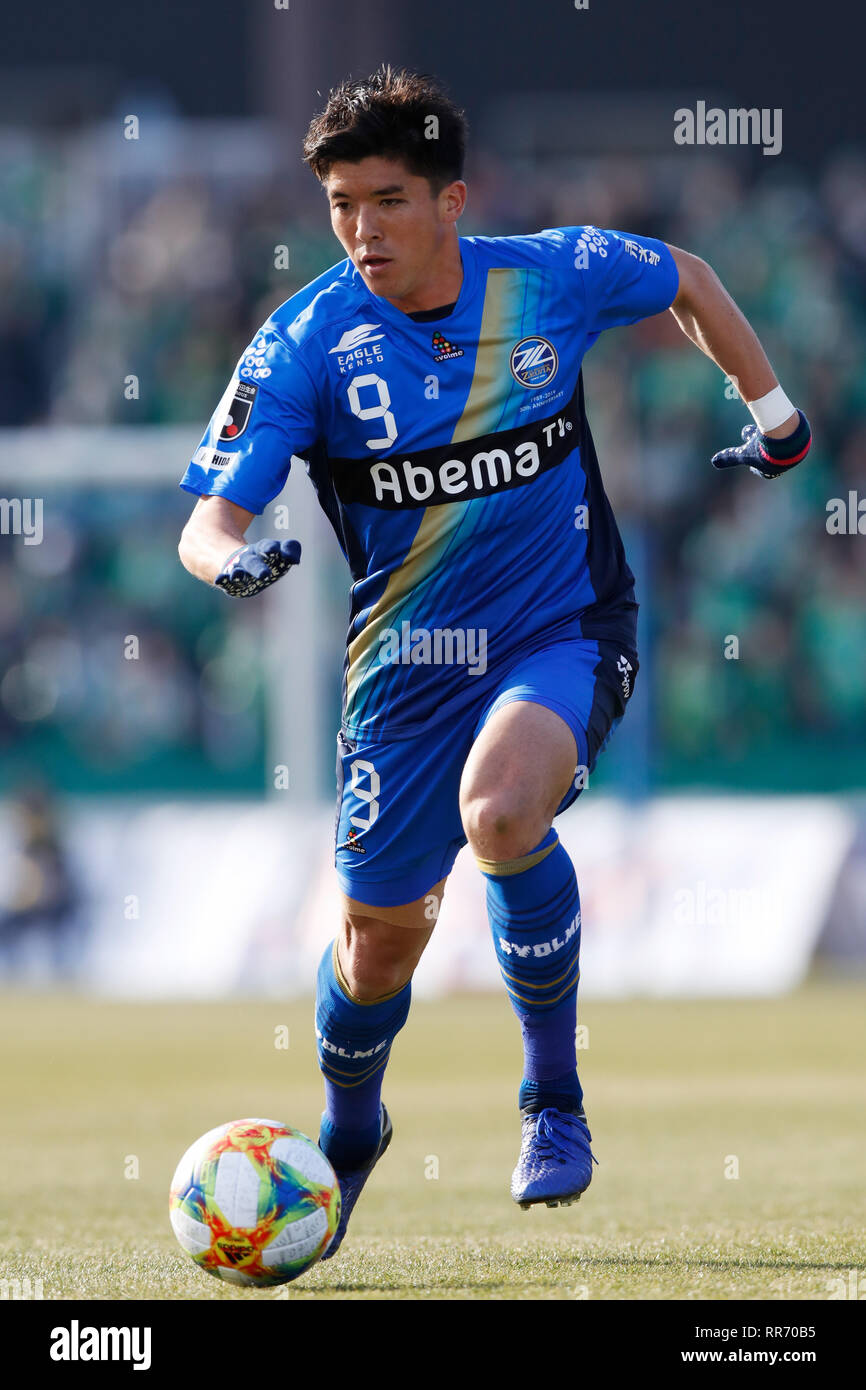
[351, 236, 478, 326]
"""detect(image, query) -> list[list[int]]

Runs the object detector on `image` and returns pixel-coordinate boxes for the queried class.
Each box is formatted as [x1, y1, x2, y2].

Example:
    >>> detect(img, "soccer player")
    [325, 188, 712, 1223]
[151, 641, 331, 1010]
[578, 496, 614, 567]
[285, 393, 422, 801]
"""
[178, 67, 811, 1255]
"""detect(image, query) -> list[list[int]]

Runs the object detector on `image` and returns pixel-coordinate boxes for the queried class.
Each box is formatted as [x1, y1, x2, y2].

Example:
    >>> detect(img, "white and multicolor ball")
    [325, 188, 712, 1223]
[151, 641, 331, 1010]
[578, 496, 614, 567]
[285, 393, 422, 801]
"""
[169, 1118, 341, 1286]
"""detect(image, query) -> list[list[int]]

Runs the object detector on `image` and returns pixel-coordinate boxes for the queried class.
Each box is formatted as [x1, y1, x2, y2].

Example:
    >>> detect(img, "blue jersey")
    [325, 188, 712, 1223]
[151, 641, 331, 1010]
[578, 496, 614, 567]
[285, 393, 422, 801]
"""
[180, 226, 679, 743]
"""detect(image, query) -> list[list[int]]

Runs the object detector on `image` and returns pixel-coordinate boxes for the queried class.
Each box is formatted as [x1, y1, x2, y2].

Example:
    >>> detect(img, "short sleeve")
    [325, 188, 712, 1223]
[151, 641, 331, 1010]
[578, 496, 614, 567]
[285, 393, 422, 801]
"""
[570, 226, 679, 334]
[180, 325, 321, 515]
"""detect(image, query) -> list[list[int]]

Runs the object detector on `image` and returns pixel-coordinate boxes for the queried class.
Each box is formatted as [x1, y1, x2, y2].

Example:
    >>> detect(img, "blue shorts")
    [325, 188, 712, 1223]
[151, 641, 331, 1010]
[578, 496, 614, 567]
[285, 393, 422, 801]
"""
[333, 637, 638, 907]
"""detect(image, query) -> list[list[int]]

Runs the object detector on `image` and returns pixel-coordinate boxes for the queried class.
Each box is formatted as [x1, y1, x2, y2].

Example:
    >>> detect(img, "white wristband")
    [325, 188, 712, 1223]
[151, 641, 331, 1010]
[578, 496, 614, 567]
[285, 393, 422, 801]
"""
[746, 385, 796, 434]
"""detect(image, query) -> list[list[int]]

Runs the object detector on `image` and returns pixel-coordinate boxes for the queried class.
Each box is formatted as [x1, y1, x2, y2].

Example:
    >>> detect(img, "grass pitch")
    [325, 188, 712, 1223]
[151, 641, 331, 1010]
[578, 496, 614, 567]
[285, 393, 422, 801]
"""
[1, 979, 864, 1300]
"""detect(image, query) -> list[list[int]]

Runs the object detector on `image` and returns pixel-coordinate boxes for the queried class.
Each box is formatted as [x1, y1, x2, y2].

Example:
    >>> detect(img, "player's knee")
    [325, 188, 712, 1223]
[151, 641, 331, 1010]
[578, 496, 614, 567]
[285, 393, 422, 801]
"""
[460, 791, 545, 862]
[339, 920, 418, 1000]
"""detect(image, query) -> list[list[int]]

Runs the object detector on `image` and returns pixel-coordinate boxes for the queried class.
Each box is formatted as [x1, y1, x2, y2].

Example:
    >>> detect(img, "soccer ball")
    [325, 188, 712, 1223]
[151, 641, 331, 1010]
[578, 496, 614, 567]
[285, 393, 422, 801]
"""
[169, 1118, 341, 1286]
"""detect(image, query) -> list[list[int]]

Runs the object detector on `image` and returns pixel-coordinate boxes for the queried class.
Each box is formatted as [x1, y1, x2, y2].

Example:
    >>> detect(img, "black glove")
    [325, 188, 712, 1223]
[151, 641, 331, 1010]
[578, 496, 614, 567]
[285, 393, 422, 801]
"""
[711, 409, 812, 480]
[214, 538, 301, 597]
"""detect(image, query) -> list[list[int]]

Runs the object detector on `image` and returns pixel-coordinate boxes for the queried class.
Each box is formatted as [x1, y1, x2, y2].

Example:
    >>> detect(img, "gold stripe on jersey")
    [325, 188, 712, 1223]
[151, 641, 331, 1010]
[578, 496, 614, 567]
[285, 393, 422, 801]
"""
[344, 266, 530, 722]
[343, 502, 465, 719]
[452, 267, 529, 443]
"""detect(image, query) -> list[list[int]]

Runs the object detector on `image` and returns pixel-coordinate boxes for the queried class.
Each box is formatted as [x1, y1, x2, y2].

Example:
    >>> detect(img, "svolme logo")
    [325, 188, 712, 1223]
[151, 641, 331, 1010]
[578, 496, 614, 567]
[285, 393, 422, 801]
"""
[674, 101, 782, 157]
[49, 1320, 152, 1371]
[316, 1026, 389, 1061]
[498, 913, 581, 958]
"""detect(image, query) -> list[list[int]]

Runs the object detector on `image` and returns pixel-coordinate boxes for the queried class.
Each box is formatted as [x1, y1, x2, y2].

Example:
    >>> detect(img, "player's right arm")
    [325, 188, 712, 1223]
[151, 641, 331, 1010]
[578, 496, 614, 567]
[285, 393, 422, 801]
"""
[179, 494, 302, 597]
[178, 495, 255, 585]
[177, 323, 322, 596]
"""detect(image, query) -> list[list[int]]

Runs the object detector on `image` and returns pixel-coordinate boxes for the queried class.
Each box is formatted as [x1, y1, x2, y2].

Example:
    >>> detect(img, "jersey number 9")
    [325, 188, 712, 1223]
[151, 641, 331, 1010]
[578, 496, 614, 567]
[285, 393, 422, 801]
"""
[347, 374, 398, 450]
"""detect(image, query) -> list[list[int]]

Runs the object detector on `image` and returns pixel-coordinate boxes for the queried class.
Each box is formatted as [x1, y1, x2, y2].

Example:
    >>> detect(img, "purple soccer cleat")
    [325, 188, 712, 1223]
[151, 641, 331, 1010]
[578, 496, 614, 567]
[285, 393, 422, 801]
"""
[511, 1106, 598, 1210]
[319, 1104, 392, 1259]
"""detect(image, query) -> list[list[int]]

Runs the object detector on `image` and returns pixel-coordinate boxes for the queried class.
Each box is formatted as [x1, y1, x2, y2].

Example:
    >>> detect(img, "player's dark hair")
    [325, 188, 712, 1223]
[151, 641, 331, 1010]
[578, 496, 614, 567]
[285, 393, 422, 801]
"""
[302, 64, 467, 194]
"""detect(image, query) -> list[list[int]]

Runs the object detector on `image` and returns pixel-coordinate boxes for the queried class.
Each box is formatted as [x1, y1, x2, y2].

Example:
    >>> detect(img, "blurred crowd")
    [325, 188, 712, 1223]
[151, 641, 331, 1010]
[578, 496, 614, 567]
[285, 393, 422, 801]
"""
[0, 483, 267, 795]
[0, 782, 82, 977]
[1, 118, 864, 793]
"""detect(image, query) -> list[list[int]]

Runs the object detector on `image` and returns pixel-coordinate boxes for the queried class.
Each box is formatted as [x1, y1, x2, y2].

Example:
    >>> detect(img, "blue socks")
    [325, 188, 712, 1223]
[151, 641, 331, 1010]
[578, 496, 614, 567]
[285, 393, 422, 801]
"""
[316, 826, 583, 1161]
[315, 940, 411, 1169]
[478, 828, 584, 1115]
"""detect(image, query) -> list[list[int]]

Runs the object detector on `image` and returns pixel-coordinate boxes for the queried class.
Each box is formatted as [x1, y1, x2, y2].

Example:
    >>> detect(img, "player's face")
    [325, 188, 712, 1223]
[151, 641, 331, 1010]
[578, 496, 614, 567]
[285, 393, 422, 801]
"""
[325, 157, 465, 308]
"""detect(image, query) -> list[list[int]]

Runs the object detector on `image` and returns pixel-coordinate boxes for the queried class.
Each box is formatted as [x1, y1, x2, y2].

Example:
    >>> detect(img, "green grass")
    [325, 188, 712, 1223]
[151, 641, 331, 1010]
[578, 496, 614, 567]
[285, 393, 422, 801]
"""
[1, 981, 864, 1300]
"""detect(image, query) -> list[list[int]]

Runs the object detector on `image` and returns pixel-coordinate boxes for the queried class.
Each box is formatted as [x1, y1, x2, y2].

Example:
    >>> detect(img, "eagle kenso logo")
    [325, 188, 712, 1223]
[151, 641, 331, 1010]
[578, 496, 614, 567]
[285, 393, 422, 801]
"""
[329, 322, 386, 375]
[510, 335, 558, 388]
[329, 323, 385, 353]
[331, 392, 580, 509]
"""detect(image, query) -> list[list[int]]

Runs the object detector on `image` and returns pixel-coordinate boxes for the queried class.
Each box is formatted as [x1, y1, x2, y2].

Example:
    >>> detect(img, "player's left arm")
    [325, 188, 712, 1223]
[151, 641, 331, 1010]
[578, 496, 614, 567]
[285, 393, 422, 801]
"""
[665, 243, 812, 479]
